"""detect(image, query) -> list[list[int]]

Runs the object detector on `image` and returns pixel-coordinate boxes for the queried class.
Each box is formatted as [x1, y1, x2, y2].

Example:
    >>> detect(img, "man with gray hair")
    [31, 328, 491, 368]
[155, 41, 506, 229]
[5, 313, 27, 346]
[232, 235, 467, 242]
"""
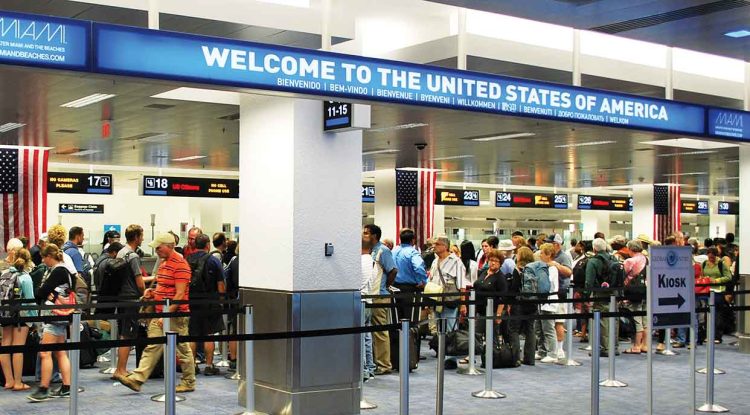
[585, 237, 620, 356]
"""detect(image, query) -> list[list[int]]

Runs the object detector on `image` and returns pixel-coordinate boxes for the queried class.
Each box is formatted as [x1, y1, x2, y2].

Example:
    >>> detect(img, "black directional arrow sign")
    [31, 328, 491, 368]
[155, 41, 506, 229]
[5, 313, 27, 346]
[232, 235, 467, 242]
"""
[658, 293, 685, 308]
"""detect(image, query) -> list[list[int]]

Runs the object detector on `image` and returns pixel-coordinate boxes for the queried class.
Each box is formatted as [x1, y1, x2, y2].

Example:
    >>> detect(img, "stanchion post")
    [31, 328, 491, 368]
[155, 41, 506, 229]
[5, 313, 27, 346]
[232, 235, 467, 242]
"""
[600, 294, 627, 387]
[591, 311, 601, 415]
[99, 314, 119, 374]
[691, 303, 697, 415]
[458, 290, 483, 375]
[436, 318, 446, 415]
[360, 300, 377, 410]
[69, 312, 81, 415]
[697, 291, 726, 375]
[697, 292, 729, 413]
[216, 312, 231, 368]
[472, 298, 505, 399]
[399, 318, 409, 415]
[661, 329, 678, 356]
[236, 305, 265, 415]
[560, 287, 581, 366]
[164, 331, 178, 415]
[151, 299, 185, 403]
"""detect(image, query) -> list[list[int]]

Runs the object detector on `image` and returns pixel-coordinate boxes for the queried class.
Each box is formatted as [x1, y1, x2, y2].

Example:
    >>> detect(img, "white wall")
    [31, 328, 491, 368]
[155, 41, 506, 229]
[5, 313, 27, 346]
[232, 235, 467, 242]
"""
[48, 170, 239, 253]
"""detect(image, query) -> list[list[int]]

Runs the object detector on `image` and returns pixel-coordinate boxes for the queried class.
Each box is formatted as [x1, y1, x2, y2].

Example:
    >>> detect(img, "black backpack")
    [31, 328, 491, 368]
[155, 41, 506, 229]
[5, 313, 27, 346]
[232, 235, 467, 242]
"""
[0, 270, 22, 319]
[595, 253, 625, 288]
[572, 254, 591, 287]
[187, 254, 212, 294]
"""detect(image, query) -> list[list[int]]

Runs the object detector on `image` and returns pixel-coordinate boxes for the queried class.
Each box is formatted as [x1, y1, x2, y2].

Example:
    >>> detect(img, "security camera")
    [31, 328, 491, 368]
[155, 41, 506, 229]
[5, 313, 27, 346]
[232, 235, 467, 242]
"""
[415, 142, 427, 150]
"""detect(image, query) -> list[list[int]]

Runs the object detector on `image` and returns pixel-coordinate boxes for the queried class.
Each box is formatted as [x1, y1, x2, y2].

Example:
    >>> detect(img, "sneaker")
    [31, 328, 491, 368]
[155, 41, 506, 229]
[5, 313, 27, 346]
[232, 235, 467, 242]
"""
[118, 375, 143, 393]
[534, 352, 543, 361]
[203, 365, 220, 376]
[50, 386, 70, 398]
[557, 350, 566, 360]
[228, 360, 237, 372]
[175, 384, 195, 393]
[444, 360, 458, 370]
[194, 365, 201, 375]
[540, 356, 558, 364]
[27, 387, 51, 402]
[373, 368, 392, 376]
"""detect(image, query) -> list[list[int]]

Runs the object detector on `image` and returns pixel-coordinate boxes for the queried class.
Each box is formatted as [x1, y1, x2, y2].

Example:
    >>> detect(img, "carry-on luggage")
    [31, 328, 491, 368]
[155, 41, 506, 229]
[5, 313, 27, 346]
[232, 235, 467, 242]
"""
[480, 338, 517, 369]
[389, 292, 420, 372]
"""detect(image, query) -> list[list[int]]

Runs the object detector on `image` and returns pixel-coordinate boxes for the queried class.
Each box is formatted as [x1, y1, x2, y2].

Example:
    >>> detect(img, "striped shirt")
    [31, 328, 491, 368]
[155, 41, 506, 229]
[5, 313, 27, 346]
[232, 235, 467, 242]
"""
[154, 250, 191, 313]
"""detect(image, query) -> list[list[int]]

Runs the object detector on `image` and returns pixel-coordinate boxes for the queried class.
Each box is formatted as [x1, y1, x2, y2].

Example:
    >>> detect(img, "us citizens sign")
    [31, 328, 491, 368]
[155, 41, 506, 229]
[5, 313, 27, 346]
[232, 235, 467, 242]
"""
[648, 246, 694, 328]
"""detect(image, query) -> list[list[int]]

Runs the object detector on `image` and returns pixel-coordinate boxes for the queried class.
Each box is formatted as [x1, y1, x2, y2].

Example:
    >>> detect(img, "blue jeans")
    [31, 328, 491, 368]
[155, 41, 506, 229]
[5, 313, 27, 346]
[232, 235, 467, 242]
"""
[434, 307, 459, 362]
[364, 309, 376, 377]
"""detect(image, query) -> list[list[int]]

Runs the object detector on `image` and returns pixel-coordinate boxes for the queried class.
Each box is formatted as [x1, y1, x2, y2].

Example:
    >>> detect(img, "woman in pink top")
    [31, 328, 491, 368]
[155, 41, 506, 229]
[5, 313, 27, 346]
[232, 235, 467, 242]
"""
[623, 240, 648, 354]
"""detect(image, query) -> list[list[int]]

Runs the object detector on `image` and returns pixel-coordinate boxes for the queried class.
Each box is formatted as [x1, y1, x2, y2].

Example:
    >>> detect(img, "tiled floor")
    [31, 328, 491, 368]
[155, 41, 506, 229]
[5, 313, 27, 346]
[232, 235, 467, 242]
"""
[0, 336, 747, 414]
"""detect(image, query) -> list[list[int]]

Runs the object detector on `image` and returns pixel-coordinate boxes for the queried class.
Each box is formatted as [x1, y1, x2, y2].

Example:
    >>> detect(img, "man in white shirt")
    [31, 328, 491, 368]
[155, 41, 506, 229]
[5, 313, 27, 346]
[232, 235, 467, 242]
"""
[360, 238, 377, 380]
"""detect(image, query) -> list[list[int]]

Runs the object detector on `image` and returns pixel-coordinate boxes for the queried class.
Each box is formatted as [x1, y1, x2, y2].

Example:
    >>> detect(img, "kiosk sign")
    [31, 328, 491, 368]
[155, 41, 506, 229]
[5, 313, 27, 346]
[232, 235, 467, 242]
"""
[649, 246, 694, 328]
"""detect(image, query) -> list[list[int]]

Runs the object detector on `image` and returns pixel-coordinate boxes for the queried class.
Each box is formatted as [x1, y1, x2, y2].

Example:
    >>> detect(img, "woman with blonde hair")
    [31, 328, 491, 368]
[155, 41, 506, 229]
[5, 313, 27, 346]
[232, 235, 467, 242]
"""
[0, 248, 36, 391]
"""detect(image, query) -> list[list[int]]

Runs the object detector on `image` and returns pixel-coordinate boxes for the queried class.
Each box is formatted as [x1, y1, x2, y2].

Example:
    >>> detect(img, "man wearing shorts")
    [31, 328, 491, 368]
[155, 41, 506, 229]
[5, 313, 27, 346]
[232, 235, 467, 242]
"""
[114, 225, 147, 380]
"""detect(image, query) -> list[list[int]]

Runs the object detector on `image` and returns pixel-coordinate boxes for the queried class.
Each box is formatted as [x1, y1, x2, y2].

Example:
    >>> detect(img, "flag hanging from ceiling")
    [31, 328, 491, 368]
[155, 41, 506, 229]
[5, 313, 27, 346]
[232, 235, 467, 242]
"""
[396, 169, 436, 248]
[0, 147, 49, 253]
[653, 184, 680, 243]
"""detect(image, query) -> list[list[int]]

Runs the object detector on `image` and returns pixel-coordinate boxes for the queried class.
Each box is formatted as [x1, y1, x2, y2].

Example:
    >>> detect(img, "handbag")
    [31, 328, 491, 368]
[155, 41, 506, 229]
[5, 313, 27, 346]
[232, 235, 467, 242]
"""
[52, 272, 77, 316]
[436, 263, 461, 304]
[695, 277, 711, 295]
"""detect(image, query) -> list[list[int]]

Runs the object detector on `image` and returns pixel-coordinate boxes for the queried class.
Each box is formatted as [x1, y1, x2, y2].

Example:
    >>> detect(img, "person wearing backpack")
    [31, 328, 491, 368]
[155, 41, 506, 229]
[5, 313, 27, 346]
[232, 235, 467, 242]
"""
[0, 248, 36, 391]
[27, 244, 76, 402]
[187, 233, 225, 376]
[524, 243, 559, 363]
[622, 240, 648, 354]
[508, 246, 536, 366]
[702, 246, 733, 344]
[585, 238, 622, 357]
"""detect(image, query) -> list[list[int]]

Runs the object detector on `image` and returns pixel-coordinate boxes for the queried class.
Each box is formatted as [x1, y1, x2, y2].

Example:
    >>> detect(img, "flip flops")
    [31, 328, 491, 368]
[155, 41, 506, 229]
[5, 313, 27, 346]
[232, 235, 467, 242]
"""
[622, 349, 640, 354]
[11, 384, 30, 391]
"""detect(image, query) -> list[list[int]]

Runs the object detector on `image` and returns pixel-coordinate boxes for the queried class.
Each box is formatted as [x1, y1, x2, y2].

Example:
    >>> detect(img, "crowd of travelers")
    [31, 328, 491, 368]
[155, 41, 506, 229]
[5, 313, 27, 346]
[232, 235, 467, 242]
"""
[0, 224, 240, 402]
[361, 225, 741, 375]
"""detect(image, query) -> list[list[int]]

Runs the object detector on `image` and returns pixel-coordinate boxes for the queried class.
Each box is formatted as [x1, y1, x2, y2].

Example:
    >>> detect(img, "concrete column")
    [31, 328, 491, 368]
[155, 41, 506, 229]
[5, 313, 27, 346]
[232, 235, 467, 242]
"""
[709, 210, 736, 239]
[572, 29, 581, 86]
[373, 169, 397, 241]
[147, 0, 159, 30]
[632, 184, 655, 240]
[740, 145, 750, 271]
[320, 0, 331, 51]
[457, 8, 467, 70]
[665, 48, 673, 100]
[581, 210, 610, 240]
[238, 94, 362, 414]
[433, 204, 446, 237]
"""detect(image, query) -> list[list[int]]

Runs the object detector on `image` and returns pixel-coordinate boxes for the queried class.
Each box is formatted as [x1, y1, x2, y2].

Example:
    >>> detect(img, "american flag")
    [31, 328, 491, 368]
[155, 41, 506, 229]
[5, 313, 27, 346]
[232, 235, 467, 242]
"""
[0, 147, 48, 253]
[396, 169, 436, 248]
[653, 184, 680, 243]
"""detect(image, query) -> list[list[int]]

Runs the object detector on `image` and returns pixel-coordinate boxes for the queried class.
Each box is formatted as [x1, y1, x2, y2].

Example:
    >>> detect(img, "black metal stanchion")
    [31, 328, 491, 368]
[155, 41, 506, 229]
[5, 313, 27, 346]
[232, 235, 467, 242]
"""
[591, 311, 601, 415]
[472, 298, 504, 399]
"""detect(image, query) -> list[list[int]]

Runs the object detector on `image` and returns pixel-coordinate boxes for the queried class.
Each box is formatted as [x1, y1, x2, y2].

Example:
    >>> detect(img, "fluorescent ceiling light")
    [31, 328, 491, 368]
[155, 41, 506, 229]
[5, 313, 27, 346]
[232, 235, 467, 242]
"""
[673, 48, 744, 82]
[600, 166, 635, 171]
[0, 123, 25, 133]
[662, 172, 708, 177]
[151, 87, 240, 106]
[727, 159, 740, 163]
[580, 31, 666, 68]
[171, 155, 207, 161]
[715, 176, 740, 180]
[725, 30, 750, 38]
[471, 132, 535, 142]
[397, 167, 444, 172]
[555, 140, 616, 148]
[256, 0, 310, 7]
[362, 149, 399, 156]
[466, 10, 573, 51]
[656, 150, 718, 157]
[60, 93, 116, 108]
[69, 149, 101, 157]
[369, 123, 428, 133]
[431, 155, 473, 161]
[439, 170, 466, 175]
[640, 138, 738, 150]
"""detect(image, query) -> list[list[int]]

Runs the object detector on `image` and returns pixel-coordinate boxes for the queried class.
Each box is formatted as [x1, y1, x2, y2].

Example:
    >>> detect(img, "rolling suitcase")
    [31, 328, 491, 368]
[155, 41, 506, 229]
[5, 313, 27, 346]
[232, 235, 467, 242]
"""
[389, 292, 420, 372]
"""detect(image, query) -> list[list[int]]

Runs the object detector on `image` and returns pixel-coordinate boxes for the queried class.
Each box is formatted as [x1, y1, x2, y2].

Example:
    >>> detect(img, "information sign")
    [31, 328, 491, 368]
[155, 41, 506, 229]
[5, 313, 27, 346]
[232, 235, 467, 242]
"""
[142, 175, 239, 198]
[577, 195, 632, 211]
[362, 185, 375, 203]
[681, 200, 709, 215]
[324, 101, 352, 131]
[59, 203, 103, 214]
[649, 246, 694, 328]
[495, 192, 567, 209]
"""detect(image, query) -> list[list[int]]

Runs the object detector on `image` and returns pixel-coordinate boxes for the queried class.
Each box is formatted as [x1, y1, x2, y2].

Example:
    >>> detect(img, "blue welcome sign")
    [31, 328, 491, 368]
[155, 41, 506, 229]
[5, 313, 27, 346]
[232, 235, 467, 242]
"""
[93, 23, 706, 136]
[0, 11, 90, 71]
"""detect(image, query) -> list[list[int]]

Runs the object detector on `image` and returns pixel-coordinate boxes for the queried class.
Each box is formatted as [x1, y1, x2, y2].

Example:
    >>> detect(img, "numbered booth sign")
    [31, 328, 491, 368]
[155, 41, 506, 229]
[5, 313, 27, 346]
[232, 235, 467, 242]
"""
[435, 189, 479, 206]
[142, 175, 239, 198]
[47, 172, 112, 195]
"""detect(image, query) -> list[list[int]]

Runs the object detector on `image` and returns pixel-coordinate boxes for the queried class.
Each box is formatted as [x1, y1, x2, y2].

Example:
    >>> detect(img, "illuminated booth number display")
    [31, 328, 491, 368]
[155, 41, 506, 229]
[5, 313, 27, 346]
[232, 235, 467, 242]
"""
[47, 172, 112, 195]
[435, 189, 480, 206]
[323, 101, 352, 131]
[142, 176, 239, 198]
[496, 192, 568, 209]
[577, 195, 633, 211]
[717, 201, 739, 215]
[680, 201, 709, 215]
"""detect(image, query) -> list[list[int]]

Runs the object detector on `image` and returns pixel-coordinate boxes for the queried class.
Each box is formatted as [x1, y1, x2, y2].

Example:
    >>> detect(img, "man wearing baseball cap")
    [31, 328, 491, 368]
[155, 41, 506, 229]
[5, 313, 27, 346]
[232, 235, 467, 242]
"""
[118, 233, 196, 393]
[544, 233, 574, 360]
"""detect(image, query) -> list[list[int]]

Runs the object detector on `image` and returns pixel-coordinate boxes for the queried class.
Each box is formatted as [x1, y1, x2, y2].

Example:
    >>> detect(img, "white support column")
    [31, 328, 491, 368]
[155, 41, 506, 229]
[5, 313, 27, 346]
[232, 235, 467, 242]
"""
[665, 48, 674, 100]
[374, 169, 398, 242]
[632, 184, 655, 239]
[433, 205, 446, 237]
[457, 8, 467, 70]
[572, 29, 581, 86]
[709, 204, 736, 239]
[581, 210, 610, 240]
[741, 145, 750, 273]
[320, 0, 331, 51]
[148, 0, 159, 30]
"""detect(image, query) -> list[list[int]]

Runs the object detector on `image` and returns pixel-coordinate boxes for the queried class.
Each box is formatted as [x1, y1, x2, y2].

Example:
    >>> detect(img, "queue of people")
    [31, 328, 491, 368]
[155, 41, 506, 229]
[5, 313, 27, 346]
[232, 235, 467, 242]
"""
[0, 224, 240, 403]
[361, 225, 742, 374]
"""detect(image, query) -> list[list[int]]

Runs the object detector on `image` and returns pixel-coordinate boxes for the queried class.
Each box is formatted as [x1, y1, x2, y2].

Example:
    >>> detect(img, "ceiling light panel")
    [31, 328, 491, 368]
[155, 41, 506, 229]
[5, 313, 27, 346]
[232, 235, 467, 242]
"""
[662, 172, 708, 177]
[555, 140, 616, 148]
[724, 30, 750, 38]
[0, 123, 26, 133]
[69, 149, 101, 157]
[171, 155, 207, 161]
[469, 132, 535, 142]
[431, 155, 474, 161]
[151, 87, 240, 105]
[362, 149, 399, 156]
[640, 138, 738, 150]
[61, 94, 116, 108]
[656, 150, 718, 157]
[369, 123, 428, 133]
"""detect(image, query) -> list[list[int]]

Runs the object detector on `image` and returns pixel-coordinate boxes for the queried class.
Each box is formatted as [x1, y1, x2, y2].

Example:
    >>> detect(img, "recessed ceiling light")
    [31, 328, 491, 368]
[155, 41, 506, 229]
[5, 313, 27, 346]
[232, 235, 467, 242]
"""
[369, 123, 428, 133]
[470, 132, 535, 142]
[640, 138, 738, 150]
[662, 172, 708, 177]
[656, 150, 718, 157]
[600, 166, 635, 171]
[555, 140, 616, 148]
[61, 93, 116, 108]
[362, 149, 399, 156]
[431, 155, 474, 161]
[727, 159, 740, 163]
[0, 123, 26, 133]
[151, 87, 240, 105]
[69, 149, 101, 156]
[715, 176, 740, 180]
[439, 170, 466, 175]
[725, 30, 750, 38]
[171, 155, 207, 161]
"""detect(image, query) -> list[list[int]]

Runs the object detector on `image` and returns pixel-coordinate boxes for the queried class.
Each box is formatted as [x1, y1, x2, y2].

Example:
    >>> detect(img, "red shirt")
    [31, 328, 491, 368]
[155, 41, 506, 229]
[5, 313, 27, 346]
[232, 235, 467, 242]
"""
[154, 250, 191, 313]
[183, 245, 198, 258]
